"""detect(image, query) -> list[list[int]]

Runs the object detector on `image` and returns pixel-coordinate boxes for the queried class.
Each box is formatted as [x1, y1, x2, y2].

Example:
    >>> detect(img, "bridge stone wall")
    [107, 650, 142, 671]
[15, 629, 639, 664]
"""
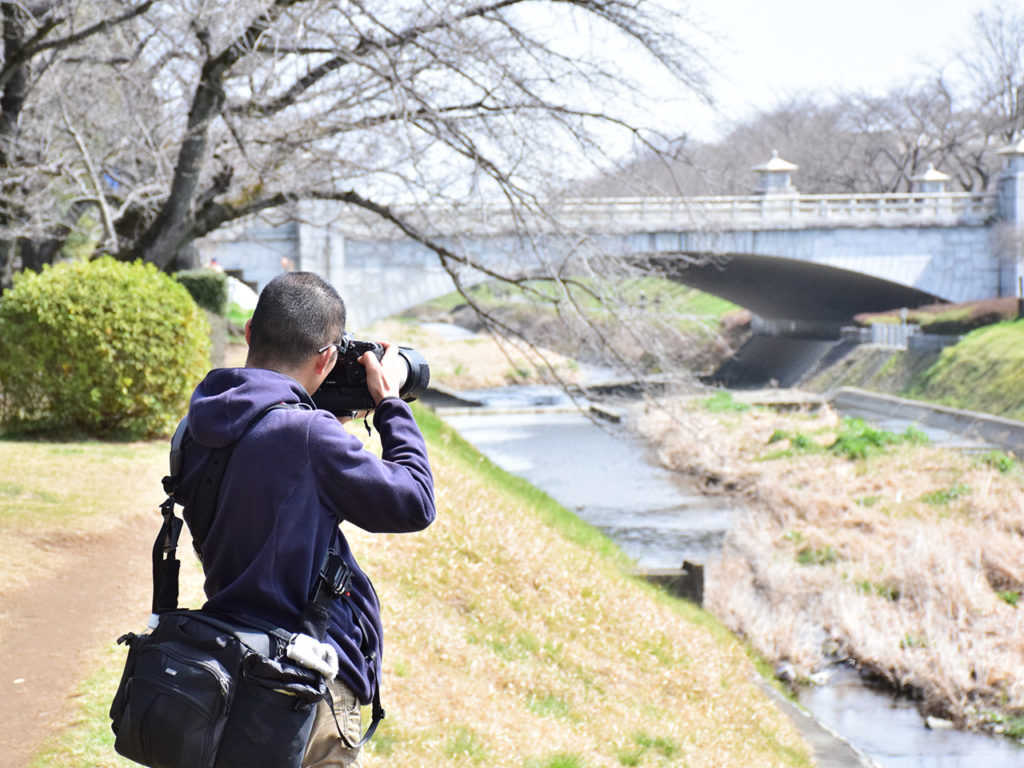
[198, 217, 1008, 332]
[337, 239, 459, 331]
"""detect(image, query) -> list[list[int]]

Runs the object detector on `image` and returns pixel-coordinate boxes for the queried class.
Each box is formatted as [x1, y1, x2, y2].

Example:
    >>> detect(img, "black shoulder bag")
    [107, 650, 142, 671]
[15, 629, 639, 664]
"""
[109, 406, 383, 768]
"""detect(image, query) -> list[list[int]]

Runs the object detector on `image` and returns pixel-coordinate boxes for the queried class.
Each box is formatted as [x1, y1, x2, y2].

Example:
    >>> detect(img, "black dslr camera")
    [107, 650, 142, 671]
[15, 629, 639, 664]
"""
[312, 337, 430, 417]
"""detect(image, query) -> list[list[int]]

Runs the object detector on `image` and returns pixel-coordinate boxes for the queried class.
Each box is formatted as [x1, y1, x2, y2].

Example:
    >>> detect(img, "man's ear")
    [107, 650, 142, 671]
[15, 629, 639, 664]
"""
[244, 319, 252, 346]
[315, 347, 337, 376]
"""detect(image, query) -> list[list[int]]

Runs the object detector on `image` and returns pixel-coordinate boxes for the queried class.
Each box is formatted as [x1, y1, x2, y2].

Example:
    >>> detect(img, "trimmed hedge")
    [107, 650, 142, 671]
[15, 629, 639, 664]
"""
[175, 269, 228, 315]
[0, 257, 210, 438]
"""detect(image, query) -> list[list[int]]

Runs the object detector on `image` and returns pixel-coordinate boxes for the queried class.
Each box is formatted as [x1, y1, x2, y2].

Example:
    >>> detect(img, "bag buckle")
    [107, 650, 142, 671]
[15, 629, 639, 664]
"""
[317, 550, 353, 600]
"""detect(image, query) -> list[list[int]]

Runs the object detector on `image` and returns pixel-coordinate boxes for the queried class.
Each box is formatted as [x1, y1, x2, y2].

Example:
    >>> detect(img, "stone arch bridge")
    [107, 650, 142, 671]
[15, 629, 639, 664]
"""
[198, 145, 1024, 335]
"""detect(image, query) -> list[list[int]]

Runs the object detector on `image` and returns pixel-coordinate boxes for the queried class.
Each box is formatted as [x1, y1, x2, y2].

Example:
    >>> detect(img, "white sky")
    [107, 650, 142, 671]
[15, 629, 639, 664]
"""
[674, 0, 994, 140]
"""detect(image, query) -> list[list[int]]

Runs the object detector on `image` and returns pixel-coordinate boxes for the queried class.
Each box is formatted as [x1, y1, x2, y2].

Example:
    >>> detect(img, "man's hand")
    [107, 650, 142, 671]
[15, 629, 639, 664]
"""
[360, 343, 403, 405]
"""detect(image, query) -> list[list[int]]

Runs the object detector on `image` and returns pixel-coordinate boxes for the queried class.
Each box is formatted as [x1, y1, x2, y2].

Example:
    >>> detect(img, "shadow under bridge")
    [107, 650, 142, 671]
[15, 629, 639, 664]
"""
[645, 251, 944, 338]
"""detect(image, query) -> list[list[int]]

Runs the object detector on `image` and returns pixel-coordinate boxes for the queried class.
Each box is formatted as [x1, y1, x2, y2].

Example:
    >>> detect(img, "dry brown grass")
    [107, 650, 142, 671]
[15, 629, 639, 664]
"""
[634, 396, 1024, 734]
[0, 441, 167, 594]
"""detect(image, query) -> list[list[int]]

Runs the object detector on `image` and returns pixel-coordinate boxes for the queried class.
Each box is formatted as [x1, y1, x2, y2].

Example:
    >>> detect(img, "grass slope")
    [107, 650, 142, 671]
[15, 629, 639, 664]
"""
[25, 408, 810, 768]
[904, 320, 1024, 421]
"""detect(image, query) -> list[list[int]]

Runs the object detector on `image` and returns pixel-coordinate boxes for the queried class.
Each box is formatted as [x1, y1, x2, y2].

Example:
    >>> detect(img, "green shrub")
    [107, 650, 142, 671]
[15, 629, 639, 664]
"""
[175, 269, 228, 315]
[0, 257, 210, 438]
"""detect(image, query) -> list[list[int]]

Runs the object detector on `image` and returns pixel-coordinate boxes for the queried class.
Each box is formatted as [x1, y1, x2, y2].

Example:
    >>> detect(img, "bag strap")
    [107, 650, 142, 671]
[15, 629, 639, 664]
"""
[153, 403, 302, 614]
[152, 497, 183, 616]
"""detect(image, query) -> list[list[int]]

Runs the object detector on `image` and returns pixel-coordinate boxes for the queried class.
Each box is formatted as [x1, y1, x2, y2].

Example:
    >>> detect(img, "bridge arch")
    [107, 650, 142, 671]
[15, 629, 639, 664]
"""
[645, 251, 944, 333]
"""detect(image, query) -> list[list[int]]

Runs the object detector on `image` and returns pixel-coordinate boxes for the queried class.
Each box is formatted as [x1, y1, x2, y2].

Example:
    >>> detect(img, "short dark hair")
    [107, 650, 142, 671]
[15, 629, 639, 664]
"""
[246, 272, 346, 370]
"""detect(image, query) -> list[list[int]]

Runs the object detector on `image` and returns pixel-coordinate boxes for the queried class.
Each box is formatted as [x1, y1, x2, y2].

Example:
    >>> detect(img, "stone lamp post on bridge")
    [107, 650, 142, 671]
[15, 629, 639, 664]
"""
[751, 149, 798, 196]
[910, 163, 952, 218]
[751, 150, 799, 222]
[910, 163, 950, 194]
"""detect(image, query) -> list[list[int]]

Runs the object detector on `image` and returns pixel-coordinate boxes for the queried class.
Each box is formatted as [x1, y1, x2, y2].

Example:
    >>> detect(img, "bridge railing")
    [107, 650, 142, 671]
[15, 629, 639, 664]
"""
[546, 192, 996, 232]
[205, 190, 998, 243]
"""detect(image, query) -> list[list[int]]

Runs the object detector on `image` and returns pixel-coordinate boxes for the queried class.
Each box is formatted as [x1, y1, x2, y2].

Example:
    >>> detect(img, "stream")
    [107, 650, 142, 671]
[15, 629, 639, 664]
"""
[431, 367, 1024, 768]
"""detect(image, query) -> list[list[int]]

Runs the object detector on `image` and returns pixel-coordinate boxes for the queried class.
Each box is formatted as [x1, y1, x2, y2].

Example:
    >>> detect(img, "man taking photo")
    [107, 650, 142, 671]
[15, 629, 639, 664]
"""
[174, 270, 436, 767]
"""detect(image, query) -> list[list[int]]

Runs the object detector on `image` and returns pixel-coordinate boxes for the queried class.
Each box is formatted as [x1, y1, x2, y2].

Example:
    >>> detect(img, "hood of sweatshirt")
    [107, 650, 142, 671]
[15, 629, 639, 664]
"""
[187, 367, 313, 448]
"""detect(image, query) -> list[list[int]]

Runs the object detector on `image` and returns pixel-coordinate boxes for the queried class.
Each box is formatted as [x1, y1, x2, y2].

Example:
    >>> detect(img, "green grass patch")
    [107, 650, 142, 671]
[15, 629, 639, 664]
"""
[616, 731, 681, 764]
[900, 632, 928, 649]
[444, 725, 490, 763]
[856, 580, 901, 601]
[998, 590, 1020, 607]
[795, 546, 838, 567]
[763, 419, 928, 462]
[920, 483, 972, 507]
[524, 753, 590, 768]
[904, 320, 1024, 421]
[0, 440, 165, 528]
[527, 692, 574, 719]
[703, 390, 750, 413]
[225, 301, 254, 328]
[984, 711, 1024, 741]
[828, 418, 928, 460]
[978, 450, 1019, 475]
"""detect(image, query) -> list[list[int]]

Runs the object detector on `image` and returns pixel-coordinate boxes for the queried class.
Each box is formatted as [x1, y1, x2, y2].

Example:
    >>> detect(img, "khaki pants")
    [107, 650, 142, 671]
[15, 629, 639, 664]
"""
[302, 677, 363, 768]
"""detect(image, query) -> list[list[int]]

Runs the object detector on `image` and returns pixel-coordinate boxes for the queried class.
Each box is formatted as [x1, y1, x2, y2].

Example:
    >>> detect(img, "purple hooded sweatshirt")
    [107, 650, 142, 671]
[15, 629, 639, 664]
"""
[174, 367, 435, 704]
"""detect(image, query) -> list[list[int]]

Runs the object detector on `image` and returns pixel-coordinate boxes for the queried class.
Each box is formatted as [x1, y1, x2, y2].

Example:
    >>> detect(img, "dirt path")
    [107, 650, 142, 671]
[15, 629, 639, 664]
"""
[0, 510, 153, 768]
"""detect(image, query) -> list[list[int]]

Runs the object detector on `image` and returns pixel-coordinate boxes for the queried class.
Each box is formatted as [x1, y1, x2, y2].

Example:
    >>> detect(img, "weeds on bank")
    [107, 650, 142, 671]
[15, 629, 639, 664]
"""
[701, 390, 750, 413]
[761, 417, 930, 461]
[636, 398, 1024, 738]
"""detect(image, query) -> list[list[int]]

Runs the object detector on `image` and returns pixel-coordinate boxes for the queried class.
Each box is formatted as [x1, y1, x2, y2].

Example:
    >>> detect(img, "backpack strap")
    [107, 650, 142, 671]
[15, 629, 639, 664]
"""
[188, 403, 302, 559]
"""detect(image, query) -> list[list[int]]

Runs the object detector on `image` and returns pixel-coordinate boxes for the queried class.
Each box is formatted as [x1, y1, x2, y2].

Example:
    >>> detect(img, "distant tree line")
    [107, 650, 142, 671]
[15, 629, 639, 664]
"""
[582, 1, 1024, 197]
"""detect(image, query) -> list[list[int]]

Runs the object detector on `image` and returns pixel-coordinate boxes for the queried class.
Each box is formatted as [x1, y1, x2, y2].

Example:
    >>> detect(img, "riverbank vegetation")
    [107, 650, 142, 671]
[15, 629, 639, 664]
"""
[400, 277, 747, 379]
[634, 393, 1024, 740]
[17, 407, 810, 767]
